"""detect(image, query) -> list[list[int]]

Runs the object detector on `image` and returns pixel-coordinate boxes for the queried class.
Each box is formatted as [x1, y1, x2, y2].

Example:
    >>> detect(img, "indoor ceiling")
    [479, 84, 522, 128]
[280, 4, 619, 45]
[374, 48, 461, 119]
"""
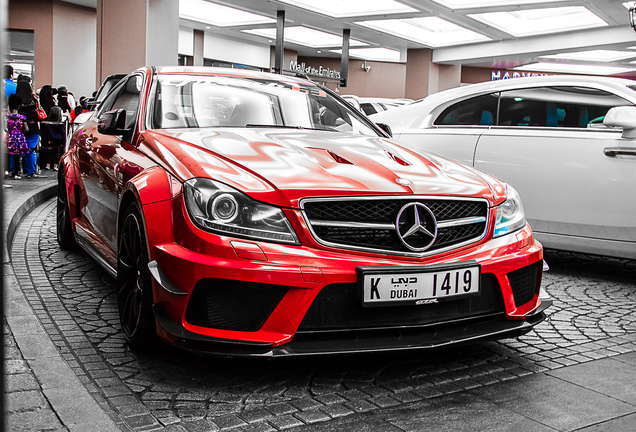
[63, 0, 636, 75]
[178, 0, 636, 75]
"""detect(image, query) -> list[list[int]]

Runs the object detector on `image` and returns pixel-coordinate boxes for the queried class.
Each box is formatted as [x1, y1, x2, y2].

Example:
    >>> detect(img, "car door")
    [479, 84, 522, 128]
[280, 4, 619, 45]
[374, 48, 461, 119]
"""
[394, 93, 498, 166]
[474, 85, 636, 258]
[77, 74, 148, 252]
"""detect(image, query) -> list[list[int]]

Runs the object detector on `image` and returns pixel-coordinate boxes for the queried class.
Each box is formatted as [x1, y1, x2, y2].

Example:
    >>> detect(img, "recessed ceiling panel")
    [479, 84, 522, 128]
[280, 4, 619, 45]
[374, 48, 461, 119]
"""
[330, 47, 402, 62]
[276, 0, 417, 18]
[243, 27, 368, 48]
[541, 50, 636, 62]
[515, 62, 635, 75]
[356, 17, 490, 47]
[179, 0, 275, 27]
[432, 0, 573, 9]
[468, 6, 607, 38]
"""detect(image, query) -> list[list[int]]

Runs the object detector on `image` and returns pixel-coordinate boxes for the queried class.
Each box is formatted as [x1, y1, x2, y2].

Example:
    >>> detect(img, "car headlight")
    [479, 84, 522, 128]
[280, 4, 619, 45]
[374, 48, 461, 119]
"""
[493, 185, 527, 238]
[183, 178, 300, 245]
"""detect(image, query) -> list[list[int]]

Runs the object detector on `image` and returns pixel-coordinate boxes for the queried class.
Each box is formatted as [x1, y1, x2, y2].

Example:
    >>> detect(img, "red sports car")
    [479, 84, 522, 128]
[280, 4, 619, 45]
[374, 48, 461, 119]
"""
[57, 66, 551, 357]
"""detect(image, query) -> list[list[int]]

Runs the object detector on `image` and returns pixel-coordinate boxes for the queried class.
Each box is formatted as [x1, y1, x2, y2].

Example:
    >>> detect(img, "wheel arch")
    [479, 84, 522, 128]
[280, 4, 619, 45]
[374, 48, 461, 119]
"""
[118, 167, 178, 261]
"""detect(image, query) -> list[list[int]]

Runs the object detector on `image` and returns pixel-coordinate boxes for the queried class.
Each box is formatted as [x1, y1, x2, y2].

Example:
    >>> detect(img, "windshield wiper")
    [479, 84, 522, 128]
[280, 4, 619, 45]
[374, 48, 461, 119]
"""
[245, 124, 305, 129]
[245, 124, 337, 131]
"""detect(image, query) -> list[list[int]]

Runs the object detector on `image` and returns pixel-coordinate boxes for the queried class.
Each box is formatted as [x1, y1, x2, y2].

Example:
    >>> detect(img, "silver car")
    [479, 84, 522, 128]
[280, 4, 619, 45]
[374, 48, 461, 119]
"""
[371, 76, 636, 259]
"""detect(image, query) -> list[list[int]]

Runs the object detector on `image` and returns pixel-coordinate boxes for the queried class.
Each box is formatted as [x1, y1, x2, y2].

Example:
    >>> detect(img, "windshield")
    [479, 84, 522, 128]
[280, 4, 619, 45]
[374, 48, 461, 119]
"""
[151, 74, 379, 136]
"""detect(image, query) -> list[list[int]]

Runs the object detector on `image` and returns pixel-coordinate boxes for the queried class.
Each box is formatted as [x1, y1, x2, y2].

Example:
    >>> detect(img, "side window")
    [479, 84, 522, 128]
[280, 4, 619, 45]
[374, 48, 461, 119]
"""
[110, 76, 142, 129]
[434, 93, 499, 126]
[498, 86, 632, 128]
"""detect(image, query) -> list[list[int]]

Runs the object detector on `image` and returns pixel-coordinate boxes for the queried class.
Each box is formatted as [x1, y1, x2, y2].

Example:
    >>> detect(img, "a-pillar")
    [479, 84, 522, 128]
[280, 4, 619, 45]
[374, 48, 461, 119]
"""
[96, 0, 179, 86]
[405, 48, 461, 100]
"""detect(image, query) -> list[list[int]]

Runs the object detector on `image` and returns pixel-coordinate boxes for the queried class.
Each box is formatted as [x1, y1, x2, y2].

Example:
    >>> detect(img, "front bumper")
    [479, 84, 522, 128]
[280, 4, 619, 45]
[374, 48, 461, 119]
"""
[145, 197, 547, 356]
[153, 298, 551, 357]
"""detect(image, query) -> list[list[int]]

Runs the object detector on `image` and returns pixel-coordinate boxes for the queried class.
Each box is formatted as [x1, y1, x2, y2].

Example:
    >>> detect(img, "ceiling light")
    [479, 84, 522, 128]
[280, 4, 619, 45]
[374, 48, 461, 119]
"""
[330, 47, 401, 62]
[276, 0, 417, 18]
[433, 0, 571, 8]
[356, 17, 489, 47]
[179, 0, 275, 27]
[243, 27, 367, 48]
[541, 50, 636, 62]
[515, 62, 636, 76]
[468, 6, 607, 38]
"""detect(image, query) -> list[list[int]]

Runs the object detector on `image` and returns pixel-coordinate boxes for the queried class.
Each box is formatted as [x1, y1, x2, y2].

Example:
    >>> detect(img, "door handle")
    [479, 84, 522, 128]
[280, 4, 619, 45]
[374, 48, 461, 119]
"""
[604, 147, 636, 158]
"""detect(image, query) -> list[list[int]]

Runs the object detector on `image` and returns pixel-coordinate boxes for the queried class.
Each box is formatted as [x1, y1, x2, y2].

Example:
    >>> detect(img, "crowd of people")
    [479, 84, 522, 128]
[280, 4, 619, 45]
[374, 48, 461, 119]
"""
[3, 64, 89, 179]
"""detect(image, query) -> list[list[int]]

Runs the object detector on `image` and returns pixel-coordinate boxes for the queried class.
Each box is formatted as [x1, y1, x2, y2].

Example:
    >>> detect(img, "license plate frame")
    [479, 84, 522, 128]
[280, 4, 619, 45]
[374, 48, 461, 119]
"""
[356, 261, 481, 308]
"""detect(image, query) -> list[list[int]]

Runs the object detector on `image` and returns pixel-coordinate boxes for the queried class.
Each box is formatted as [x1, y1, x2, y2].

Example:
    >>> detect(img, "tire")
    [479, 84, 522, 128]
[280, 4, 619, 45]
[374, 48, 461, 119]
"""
[117, 201, 157, 351]
[57, 166, 78, 249]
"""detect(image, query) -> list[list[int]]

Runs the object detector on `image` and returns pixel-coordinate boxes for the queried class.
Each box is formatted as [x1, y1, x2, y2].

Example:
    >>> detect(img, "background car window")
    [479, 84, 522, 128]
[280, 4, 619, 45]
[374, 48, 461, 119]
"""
[434, 93, 499, 126]
[498, 86, 632, 128]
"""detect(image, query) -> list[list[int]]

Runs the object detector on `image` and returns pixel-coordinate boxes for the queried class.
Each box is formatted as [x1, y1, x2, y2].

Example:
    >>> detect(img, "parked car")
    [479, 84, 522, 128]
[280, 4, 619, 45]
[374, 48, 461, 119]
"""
[342, 95, 413, 115]
[73, 73, 127, 127]
[58, 66, 550, 357]
[371, 75, 636, 260]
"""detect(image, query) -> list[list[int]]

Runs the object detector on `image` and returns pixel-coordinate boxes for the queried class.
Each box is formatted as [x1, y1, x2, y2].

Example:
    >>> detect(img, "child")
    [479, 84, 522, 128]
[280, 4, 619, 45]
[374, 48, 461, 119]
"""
[5, 94, 29, 179]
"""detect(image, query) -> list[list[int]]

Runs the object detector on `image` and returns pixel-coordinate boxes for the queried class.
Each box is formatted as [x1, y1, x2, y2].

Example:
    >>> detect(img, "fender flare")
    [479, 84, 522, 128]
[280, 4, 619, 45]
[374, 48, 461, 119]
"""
[119, 167, 180, 261]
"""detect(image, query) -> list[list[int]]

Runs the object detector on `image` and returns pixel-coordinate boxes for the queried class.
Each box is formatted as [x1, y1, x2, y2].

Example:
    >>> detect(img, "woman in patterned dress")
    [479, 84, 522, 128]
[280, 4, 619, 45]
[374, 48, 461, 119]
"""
[5, 94, 29, 179]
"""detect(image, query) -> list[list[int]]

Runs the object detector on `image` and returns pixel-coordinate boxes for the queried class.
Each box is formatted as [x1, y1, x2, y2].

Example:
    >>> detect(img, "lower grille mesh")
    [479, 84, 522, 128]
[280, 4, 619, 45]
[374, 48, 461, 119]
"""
[185, 279, 289, 332]
[297, 274, 503, 332]
[508, 262, 540, 307]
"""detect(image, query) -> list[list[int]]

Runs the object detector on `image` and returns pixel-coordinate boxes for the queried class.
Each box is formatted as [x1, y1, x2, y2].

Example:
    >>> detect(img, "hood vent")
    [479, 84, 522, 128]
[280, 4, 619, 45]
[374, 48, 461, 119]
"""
[309, 148, 355, 165]
[386, 151, 411, 166]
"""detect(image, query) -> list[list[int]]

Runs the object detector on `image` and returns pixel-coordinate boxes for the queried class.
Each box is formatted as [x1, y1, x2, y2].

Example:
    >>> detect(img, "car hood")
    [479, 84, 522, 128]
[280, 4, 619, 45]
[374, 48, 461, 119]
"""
[145, 128, 506, 208]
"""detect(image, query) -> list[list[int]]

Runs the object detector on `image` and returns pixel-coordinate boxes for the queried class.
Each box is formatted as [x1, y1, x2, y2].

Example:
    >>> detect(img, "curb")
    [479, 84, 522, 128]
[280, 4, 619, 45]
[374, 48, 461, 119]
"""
[4, 181, 123, 432]
[4, 182, 57, 263]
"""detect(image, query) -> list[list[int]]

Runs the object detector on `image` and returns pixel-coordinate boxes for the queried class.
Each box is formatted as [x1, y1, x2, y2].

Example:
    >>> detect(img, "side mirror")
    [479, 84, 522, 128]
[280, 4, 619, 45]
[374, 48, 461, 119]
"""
[376, 122, 393, 137]
[603, 106, 636, 139]
[97, 109, 130, 135]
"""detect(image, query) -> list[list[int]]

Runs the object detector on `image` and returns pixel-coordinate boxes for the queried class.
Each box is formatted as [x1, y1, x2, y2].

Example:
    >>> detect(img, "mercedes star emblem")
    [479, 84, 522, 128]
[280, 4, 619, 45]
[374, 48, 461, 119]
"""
[396, 202, 438, 251]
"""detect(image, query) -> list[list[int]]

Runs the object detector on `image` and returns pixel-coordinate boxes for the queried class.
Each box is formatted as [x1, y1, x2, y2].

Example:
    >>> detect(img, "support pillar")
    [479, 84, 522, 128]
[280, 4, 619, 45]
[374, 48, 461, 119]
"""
[274, 10, 285, 74]
[193, 30, 204, 66]
[96, 0, 179, 86]
[405, 48, 461, 99]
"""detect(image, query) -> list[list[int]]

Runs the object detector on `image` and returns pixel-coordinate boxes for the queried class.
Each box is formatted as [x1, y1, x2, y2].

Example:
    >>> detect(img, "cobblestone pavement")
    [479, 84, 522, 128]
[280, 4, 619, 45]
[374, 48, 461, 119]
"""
[10, 198, 636, 431]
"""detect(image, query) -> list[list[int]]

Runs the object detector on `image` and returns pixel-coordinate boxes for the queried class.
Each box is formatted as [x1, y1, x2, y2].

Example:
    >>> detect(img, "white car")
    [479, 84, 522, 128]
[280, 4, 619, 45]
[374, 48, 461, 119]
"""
[341, 95, 413, 115]
[371, 76, 636, 260]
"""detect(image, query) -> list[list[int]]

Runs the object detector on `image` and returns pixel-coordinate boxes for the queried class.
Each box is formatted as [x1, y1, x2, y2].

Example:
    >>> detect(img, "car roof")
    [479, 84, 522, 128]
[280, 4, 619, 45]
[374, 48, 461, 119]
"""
[155, 66, 315, 87]
[371, 75, 636, 126]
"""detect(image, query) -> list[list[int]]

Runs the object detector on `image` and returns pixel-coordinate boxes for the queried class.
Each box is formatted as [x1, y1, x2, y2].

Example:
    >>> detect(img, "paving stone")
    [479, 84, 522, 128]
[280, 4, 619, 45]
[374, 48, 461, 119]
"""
[8, 195, 636, 432]
[6, 390, 48, 412]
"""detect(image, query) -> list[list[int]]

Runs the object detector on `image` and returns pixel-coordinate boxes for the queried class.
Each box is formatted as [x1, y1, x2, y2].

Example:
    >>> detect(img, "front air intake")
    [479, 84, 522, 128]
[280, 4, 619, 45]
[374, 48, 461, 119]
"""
[185, 279, 289, 332]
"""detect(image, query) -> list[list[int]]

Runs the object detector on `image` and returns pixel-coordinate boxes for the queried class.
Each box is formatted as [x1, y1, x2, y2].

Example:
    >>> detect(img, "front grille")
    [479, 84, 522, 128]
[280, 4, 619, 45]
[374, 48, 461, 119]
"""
[508, 262, 541, 307]
[297, 274, 503, 332]
[185, 279, 289, 332]
[302, 197, 489, 256]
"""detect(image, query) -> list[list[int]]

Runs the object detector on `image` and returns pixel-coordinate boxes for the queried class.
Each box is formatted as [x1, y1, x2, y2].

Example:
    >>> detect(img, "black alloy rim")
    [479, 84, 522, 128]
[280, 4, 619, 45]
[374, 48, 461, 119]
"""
[57, 171, 68, 240]
[118, 212, 145, 337]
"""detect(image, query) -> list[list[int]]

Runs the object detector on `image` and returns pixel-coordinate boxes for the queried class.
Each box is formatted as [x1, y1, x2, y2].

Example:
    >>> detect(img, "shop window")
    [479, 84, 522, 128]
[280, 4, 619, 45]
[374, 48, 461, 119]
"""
[6, 30, 34, 80]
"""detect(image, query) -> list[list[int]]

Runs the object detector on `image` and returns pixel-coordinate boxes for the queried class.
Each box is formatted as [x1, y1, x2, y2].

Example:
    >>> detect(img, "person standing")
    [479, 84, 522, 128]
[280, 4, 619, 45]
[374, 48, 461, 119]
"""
[16, 76, 41, 178]
[39, 85, 57, 116]
[3, 65, 16, 102]
[57, 85, 74, 115]
[5, 94, 29, 179]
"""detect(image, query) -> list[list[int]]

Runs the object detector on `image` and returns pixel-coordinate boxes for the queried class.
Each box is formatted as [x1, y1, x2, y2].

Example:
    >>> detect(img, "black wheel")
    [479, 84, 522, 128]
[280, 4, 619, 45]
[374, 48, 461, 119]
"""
[57, 166, 78, 249]
[117, 202, 157, 351]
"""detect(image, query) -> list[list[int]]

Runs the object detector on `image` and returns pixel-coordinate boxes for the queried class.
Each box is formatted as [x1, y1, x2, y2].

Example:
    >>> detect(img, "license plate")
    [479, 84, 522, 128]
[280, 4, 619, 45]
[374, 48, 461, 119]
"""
[357, 261, 480, 307]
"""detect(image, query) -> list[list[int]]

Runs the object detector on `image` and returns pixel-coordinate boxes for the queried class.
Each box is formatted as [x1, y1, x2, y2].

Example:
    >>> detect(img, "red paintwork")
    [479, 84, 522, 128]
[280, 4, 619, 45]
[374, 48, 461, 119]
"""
[60, 66, 545, 353]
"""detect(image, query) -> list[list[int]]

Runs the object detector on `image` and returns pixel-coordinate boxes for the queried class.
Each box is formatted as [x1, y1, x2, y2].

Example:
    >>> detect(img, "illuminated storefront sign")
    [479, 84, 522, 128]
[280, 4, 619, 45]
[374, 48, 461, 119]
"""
[290, 60, 341, 80]
[492, 70, 549, 80]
